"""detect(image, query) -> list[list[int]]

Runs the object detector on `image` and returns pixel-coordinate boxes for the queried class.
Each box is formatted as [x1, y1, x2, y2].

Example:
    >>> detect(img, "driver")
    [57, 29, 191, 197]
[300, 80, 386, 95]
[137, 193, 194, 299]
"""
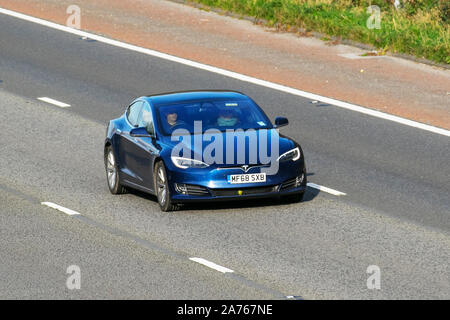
[165, 107, 180, 127]
[217, 109, 239, 127]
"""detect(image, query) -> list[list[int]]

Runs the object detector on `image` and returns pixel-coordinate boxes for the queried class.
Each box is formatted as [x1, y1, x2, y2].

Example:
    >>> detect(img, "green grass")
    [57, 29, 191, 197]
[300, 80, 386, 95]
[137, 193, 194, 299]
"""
[186, 0, 450, 65]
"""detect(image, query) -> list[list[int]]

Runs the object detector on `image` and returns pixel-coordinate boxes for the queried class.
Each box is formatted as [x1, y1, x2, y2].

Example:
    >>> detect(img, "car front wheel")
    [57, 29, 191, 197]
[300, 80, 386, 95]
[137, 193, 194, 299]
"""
[154, 161, 177, 212]
[104, 146, 126, 194]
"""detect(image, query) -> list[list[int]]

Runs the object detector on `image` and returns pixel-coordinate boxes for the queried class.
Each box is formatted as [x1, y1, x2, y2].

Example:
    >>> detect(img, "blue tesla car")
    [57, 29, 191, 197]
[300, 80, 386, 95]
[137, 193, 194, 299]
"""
[104, 91, 307, 211]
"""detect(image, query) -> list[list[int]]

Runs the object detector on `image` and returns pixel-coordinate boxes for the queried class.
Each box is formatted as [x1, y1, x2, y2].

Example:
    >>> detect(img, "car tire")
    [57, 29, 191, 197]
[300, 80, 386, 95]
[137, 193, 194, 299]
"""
[154, 161, 177, 212]
[104, 146, 127, 194]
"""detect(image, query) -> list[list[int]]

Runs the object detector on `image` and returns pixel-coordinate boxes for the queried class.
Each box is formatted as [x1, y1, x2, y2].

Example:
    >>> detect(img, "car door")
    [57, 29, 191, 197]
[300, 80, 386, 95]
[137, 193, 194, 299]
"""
[131, 101, 159, 191]
[119, 100, 144, 186]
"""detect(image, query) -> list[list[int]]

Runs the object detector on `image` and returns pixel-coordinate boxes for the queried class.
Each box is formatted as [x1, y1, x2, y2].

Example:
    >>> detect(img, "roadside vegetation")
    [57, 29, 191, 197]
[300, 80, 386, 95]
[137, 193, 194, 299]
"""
[187, 0, 449, 65]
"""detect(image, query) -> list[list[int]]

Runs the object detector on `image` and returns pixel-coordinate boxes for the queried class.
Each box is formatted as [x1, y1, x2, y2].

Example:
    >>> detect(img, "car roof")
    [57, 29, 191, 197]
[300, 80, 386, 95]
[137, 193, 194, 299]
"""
[144, 90, 249, 106]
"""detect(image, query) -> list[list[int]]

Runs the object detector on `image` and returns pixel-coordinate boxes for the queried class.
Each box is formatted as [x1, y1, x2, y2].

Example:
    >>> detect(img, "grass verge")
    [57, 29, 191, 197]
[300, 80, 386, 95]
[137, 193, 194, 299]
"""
[185, 0, 449, 65]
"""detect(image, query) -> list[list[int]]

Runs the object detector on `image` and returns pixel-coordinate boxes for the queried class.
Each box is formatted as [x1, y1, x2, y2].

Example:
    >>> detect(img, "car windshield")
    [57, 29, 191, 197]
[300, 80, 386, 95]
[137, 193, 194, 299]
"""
[155, 98, 273, 135]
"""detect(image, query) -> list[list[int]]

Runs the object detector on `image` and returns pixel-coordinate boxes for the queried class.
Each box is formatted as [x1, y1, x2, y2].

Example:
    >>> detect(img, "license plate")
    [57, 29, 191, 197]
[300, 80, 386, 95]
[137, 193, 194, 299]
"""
[227, 173, 266, 184]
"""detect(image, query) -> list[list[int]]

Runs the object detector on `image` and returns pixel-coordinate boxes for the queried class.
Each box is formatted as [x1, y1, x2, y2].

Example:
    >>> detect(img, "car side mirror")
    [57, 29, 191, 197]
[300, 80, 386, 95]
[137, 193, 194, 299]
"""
[274, 117, 289, 128]
[130, 127, 153, 137]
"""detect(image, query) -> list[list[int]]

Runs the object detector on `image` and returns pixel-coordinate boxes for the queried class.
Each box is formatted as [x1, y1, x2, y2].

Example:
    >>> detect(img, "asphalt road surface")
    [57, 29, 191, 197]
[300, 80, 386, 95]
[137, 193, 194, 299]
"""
[0, 13, 449, 299]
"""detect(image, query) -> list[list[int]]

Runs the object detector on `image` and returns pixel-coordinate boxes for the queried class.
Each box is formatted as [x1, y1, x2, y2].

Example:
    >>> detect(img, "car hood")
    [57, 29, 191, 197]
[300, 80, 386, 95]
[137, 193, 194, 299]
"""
[158, 129, 296, 167]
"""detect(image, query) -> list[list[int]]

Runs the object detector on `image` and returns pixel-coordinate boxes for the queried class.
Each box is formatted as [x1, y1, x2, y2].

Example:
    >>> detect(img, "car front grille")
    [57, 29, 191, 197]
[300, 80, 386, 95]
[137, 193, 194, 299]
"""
[280, 177, 297, 190]
[210, 185, 278, 197]
[175, 183, 210, 196]
[186, 185, 210, 195]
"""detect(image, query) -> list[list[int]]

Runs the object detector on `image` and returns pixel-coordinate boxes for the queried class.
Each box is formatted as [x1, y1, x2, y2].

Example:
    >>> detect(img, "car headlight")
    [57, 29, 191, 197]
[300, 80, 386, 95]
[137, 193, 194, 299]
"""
[171, 157, 209, 169]
[277, 147, 301, 162]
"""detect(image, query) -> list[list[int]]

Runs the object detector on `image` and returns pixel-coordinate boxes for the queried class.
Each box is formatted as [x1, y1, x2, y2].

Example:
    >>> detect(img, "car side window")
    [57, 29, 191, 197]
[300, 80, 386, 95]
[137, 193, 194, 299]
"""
[137, 102, 155, 135]
[127, 101, 143, 127]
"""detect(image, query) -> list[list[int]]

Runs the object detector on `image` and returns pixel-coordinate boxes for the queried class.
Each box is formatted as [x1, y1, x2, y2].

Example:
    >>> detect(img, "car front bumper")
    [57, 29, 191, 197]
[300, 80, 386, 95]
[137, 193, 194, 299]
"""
[166, 160, 307, 203]
[170, 184, 306, 203]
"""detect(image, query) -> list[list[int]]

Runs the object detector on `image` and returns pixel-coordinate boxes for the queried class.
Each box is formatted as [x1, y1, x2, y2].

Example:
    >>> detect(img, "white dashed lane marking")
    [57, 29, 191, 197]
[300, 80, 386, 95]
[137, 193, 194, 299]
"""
[37, 97, 71, 108]
[41, 202, 80, 215]
[307, 183, 347, 196]
[189, 257, 234, 274]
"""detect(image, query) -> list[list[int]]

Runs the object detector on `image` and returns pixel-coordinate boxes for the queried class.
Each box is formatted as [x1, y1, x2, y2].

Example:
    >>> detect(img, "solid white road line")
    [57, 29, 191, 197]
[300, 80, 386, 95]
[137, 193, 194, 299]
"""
[1, 7, 449, 137]
[189, 257, 234, 273]
[37, 97, 71, 108]
[41, 202, 80, 215]
[307, 182, 347, 196]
